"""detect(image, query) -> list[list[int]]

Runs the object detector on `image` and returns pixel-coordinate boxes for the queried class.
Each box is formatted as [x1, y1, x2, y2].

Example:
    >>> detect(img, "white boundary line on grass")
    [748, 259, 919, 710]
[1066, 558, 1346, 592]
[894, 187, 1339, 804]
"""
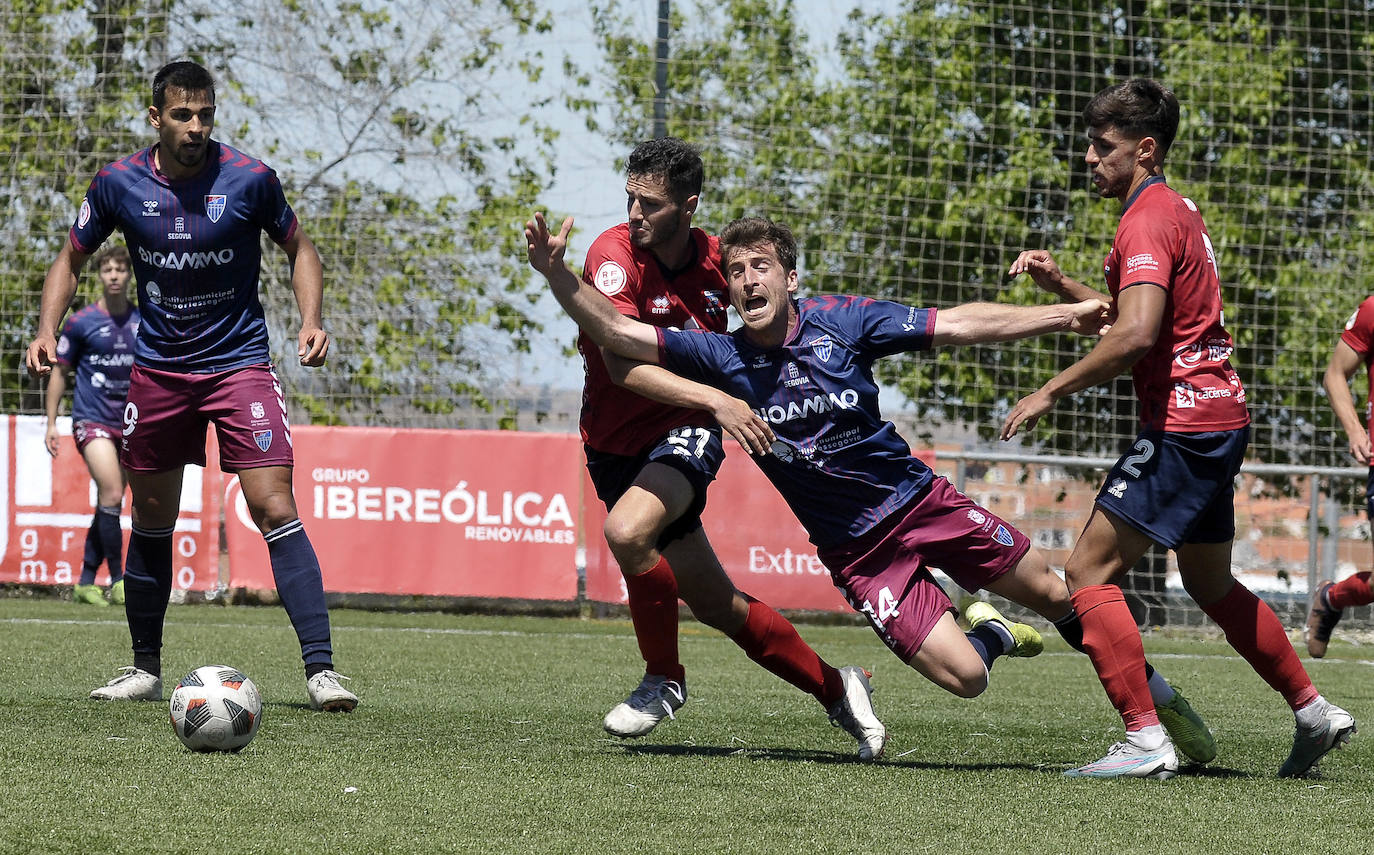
[6, 616, 1374, 668]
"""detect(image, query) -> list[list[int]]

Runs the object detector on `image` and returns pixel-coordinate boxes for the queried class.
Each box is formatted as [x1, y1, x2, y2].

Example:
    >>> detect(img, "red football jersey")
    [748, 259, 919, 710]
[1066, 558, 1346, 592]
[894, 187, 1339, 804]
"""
[577, 223, 730, 455]
[1338, 294, 1374, 436]
[1104, 180, 1250, 431]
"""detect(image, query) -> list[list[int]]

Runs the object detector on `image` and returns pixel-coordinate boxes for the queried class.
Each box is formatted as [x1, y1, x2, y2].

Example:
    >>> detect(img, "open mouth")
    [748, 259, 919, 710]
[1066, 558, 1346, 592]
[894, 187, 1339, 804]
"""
[744, 295, 767, 313]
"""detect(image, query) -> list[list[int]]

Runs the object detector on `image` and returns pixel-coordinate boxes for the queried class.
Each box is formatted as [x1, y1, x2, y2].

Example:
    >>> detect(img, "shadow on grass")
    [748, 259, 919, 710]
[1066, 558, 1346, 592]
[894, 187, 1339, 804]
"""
[611, 743, 1262, 778]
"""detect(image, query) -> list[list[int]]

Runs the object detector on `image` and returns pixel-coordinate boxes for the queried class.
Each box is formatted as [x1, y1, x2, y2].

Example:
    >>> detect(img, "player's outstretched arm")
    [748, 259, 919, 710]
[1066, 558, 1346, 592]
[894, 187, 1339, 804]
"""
[282, 229, 330, 367]
[1007, 250, 1106, 304]
[931, 298, 1110, 347]
[1324, 339, 1372, 465]
[605, 353, 775, 455]
[524, 212, 659, 364]
[26, 239, 89, 379]
[999, 284, 1163, 441]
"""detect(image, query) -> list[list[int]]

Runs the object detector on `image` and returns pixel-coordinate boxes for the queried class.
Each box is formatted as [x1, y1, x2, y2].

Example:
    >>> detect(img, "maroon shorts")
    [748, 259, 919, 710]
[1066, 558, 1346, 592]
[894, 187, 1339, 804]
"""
[120, 364, 295, 473]
[818, 477, 1031, 663]
[73, 420, 119, 454]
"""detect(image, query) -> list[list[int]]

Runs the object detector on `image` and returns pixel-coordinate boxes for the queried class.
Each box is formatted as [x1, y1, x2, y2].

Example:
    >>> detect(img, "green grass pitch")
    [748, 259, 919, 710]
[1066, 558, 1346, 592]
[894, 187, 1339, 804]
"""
[1, 598, 1372, 854]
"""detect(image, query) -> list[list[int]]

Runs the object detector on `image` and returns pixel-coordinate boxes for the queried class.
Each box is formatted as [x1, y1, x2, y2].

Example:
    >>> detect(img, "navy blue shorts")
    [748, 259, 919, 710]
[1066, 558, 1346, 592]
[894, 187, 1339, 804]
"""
[584, 425, 726, 550]
[1095, 427, 1249, 549]
[1365, 468, 1374, 519]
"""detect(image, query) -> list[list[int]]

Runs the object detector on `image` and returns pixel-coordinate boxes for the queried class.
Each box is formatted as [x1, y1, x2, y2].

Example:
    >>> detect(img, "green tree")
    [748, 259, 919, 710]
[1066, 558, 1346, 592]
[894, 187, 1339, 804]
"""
[585, 0, 1374, 466]
[1, 0, 159, 413]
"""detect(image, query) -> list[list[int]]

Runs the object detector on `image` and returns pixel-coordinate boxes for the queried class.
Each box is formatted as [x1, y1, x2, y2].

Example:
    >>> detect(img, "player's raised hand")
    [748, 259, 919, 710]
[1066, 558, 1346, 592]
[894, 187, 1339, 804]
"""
[710, 393, 775, 455]
[24, 333, 58, 379]
[525, 212, 573, 277]
[1007, 250, 1065, 293]
[298, 325, 330, 367]
[1066, 299, 1112, 337]
[1000, 388, 1055, 442]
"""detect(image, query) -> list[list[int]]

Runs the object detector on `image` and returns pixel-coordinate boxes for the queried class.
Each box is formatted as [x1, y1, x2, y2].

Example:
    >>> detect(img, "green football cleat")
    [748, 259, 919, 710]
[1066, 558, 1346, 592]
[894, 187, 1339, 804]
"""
[73, 583, 110, 607]
[965, 600, 1043, 658]
[108, 579, 125, 605]
[1156, 686, 1216, 765]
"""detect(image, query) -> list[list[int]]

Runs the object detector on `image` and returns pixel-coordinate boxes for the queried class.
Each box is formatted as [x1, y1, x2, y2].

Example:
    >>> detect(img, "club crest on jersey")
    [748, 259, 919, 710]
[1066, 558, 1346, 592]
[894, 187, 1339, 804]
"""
[703, 290, 725, 315]
[809, 335, 833, 362]
[205, 194, 227, 223]
[993, 525, 1014, 547]
[78, 198, 92, 228]
[253, 430, 273, 452]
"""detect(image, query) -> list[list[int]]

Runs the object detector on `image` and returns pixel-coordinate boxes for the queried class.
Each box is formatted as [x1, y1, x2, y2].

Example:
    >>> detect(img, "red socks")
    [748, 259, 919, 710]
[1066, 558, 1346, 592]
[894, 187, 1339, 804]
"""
[624, 557, 684, 684]
[1200, 581, 1317, 711]
[1327, 572, 1374, 610]
[732, 594, 843, 706]
[1071, 585, 1158, 730]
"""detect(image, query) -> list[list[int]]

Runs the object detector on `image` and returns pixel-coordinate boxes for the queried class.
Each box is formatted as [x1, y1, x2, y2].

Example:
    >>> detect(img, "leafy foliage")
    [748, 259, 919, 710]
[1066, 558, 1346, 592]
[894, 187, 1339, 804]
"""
[584, 0, 1374, 465]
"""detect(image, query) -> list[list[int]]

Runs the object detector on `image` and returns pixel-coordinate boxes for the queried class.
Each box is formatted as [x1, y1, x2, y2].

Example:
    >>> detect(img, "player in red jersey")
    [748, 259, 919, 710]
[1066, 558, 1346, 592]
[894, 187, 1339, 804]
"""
[1309, 297, 1374, 655]
[578, 138, 884, 757]
[1002, 79, 1353, 779]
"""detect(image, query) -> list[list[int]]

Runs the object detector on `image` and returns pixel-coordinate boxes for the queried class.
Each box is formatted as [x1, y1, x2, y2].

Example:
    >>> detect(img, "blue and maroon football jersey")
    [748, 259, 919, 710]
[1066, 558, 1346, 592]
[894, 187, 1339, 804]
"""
[69, 141, 298, 373]
[55, 303, 141, 427]
[660, 294, 938, 548]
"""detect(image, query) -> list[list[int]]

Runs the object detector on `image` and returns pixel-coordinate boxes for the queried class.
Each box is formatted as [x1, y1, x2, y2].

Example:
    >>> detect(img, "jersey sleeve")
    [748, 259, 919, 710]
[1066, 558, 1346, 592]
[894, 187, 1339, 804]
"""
[581, 232, 644, 319]
[1111, 212, 1175, 291]
[54, 315, 81, 368]
[811, 295, 936, 357]
[255, 167, 298, 245]
[69, 174, 119, 255]
[658, 327, 734, 385]
[1340, 295, 1374, 356]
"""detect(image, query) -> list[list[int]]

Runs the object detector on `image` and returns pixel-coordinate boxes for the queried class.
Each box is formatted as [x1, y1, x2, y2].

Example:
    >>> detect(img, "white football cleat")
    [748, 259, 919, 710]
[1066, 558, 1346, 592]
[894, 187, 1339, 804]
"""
[90, 666, 162, 701]
[307, 669, 359, 712]
[828, 666, 886, 760]
[603, 674, 686, 738]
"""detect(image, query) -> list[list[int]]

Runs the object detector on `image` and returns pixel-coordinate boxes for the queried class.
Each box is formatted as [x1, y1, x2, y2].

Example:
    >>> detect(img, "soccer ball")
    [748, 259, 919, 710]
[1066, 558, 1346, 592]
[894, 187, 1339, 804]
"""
[169, 665, 263, 752]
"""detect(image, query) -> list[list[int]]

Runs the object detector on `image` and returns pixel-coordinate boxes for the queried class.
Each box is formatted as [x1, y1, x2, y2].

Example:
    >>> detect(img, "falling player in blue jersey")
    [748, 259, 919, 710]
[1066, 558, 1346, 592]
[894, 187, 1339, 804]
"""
[527, 212, 1215, 759]
[26, 60, 357, 712]
[45, 244, 139, 608]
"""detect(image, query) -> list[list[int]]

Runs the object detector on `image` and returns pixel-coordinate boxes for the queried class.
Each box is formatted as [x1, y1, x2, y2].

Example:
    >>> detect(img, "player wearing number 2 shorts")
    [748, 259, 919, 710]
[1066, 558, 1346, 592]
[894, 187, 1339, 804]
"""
[1003, 78, 1351, 779]
[577, 138, 885, 758]
[25, 61, 357, 712]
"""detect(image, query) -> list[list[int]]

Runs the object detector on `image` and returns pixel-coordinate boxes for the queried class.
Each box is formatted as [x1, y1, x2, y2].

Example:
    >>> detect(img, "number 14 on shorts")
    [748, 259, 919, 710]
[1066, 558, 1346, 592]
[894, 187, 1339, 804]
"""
[860, 586, 901, 631]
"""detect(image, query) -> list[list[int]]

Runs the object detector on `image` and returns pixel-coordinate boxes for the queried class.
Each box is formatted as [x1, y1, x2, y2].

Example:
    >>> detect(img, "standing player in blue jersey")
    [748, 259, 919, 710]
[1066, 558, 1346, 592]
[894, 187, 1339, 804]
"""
[25, 60, 357, 712]
[44, 244, 139, 608]
[528, 212, 1215, 759]
[1002, 79, 1352, 779]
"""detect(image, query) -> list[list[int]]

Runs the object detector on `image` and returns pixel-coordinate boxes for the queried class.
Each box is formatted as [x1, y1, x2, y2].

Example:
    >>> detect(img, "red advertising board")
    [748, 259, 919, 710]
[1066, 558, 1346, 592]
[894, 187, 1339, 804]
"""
[586, 443, 935, 613]
[223, 427, 583, 600]
[0, 415, 221, 592]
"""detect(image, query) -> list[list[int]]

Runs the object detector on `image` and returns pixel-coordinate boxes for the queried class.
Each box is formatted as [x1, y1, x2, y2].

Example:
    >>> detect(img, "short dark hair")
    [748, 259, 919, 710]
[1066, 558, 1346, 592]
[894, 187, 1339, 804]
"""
[720, 216, 798, 273]
[626, 137, 704, 203]
[93, 244, 131, 269]
[1083, 78, 1179, 157]
[153, 61, 215, 109]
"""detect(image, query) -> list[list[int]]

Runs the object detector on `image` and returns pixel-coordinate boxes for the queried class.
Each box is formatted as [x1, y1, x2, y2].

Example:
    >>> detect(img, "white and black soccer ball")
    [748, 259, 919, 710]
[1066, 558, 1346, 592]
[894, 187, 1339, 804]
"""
[169, 665, 263, 752]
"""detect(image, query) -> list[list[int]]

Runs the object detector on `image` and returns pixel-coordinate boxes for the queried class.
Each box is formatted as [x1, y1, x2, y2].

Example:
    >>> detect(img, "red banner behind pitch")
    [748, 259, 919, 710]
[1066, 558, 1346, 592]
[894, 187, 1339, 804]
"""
[223, 427, 583, 600]
[0, 415, 221, 591]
